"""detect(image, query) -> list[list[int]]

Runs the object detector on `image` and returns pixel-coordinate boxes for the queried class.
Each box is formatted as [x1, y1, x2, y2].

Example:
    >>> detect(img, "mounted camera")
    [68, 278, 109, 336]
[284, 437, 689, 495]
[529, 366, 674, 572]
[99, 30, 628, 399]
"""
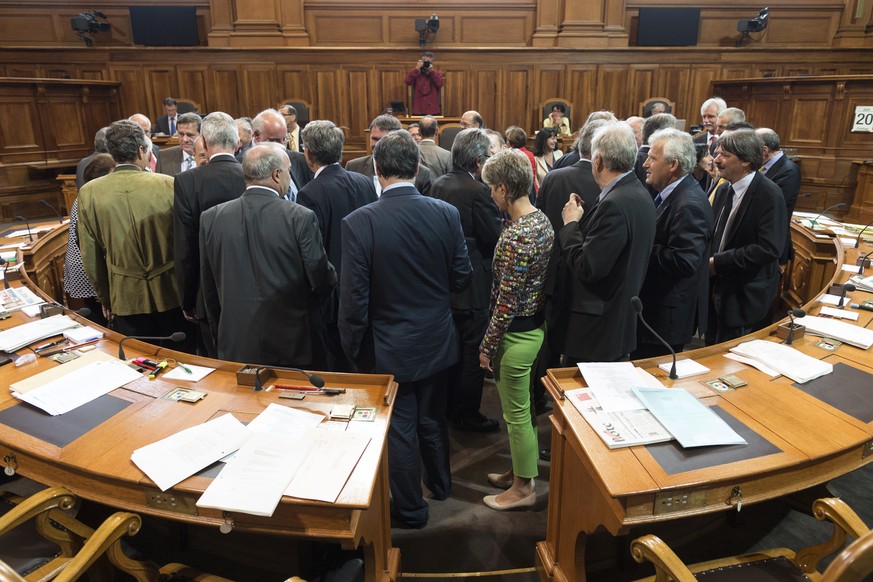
[736, 7, 768, 46]
[70, 10, 111, 46]
[415, 14, 440, 47]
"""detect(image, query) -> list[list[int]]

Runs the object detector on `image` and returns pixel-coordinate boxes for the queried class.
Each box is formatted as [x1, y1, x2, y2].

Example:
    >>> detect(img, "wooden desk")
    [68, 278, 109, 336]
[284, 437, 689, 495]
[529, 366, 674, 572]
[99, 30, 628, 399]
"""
[536, 227, 873, 582]
[0, 227, 401, 582]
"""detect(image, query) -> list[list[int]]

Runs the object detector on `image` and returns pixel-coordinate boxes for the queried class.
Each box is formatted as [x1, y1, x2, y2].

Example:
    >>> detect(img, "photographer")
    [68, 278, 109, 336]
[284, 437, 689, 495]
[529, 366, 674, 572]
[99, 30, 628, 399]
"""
[405, 51, 444, 115]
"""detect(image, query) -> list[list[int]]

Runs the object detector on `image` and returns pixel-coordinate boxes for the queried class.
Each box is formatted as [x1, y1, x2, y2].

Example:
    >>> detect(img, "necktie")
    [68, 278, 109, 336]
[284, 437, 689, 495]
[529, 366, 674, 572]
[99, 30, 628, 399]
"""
[170, 117, 176, 135]
[183, 156, 193, 172]
[713, 186, 735, 253]
[288, 134, 297, 152]
[653, 193, 664, 208]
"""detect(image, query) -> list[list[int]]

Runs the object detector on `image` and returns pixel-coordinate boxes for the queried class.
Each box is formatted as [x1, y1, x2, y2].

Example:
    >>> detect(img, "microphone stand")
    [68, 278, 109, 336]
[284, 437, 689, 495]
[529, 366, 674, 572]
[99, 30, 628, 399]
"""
[118, 332, 187, 360]
[858, 249, 873, 274]
[630, 296, 677, 380]
[39, 200, 64, 225]
[808, 203, 847, 229]
[253, 365, 325, 391]
[783, 309, 806, 345]
[854, 216, 873, 249]
[14, 215, 33, 243]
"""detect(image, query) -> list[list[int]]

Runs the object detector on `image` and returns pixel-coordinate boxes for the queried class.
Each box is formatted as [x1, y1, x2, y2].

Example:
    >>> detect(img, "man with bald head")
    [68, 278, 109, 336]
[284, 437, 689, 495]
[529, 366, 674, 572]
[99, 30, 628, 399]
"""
[460, 110, 484, 129]
[248, 108, 310, 200]
[200, 142, 336, 368]
[417, 115, 452, 178]
[129, 113, 159, 171]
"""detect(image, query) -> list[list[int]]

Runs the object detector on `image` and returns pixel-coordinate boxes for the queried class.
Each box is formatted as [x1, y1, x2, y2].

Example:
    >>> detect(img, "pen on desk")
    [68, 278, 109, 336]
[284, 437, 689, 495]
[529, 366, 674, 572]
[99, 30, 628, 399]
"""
[177, 362, 193, 374]
[850, 302, 873, 312]
[34, 338, 65, 352]
[148, 361, 169, 380]
[288, 388, 346, 396]
[275, 384, 321, 391]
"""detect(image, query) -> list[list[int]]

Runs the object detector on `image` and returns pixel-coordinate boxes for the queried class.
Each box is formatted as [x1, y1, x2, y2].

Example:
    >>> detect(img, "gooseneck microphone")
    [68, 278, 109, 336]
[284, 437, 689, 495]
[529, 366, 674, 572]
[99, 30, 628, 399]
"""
[858, 248, 873, 274]
[15, 215, 33, 243]
[118, 331, 187, 360]
[784, 308, 806, 345]
[38, 300, 91, 319]
[809, 203, 847, 228]
[630, 296, 677, 380]
[854, 216, 873, 249]
[0, 258, 8, 290]
[838, 283, 856, 308]
[254, 365, 325, 392]
[39, 200, 64, 224]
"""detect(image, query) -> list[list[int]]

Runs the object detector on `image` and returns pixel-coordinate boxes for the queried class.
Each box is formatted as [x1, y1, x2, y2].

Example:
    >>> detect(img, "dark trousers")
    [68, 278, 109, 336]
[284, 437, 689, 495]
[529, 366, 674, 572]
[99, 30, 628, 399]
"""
[630, 341, 684, 360]
[114, 307, 195, 354]
[388, 367, 451, 527]
[448, 309, 489, 419]
[706, 291, 753, 346]
[196, 317, 217, 358]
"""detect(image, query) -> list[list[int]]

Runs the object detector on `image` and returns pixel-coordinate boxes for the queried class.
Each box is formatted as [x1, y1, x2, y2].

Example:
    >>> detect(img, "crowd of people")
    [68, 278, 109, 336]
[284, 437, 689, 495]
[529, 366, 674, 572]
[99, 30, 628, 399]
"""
[66, 93, 799, 527]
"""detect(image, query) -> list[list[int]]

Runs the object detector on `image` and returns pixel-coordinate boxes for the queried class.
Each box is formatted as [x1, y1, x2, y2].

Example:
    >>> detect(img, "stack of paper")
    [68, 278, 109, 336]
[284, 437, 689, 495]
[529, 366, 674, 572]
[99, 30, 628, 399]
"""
[633, 387, 747, 448]
[577, 362, 665, 412]
[796, 315, 873, 350]
[729, 339, 833, 383]
[659, 359, 710, 379]
[0, 287, 44, 312]
[849, 275, 873, 293]
[0, 315, 79, 351]
[63, 326, 103, 344]
[565, 388, 673, 449]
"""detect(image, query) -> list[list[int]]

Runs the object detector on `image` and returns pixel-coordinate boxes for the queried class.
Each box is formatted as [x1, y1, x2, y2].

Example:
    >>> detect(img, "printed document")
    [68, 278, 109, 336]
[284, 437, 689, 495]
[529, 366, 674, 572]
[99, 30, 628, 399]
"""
[633, 387, 747, 448]
[577, 362, 665, 412]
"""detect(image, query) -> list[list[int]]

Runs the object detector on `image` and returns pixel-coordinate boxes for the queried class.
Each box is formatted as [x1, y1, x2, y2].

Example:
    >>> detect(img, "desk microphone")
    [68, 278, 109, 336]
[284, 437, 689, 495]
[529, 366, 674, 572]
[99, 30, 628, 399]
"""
[854, 216, 873, 248]
[14, 215, 33, 243]
[118, 331, 187, 360]
[0, 258, 8, 290]
[38, 300, 91, 319]
[39, 200, 64, 224]
[808, 203, 847, 228]
[837, 283, 856, 308]
[784, 308, 806, 345]
[630, 296, 677, 380]
[254, 365, 325, 392]
[858, 249, 873, 274]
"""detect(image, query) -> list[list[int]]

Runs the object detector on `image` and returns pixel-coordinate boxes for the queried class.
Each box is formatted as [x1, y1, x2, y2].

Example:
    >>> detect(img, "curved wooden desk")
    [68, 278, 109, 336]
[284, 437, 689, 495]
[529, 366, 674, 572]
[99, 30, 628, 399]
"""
[0, 225, 400, 582]
[536, 222, 873, 582]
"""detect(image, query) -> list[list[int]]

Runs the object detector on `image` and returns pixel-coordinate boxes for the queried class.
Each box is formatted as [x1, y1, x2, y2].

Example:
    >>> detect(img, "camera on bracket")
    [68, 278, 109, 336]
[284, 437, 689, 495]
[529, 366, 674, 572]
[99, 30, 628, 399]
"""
[70, 10, 111, 46]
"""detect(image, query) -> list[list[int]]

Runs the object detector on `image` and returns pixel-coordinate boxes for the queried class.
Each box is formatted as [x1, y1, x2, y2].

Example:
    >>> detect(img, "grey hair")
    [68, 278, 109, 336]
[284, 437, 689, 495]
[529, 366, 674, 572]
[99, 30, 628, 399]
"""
[201, 111, 239, 150]
[648, 128, 696, 175]
[481, 149, 533, 203]
[235, 117, 253, 140]
[94, 127, 109, 153]
[756, 127, 780, 151]
[578, 119, 612, 158]
[177, 112, 202, 132]
[700, 97, 727, 116]
[105, 120, 147, 164]
[243, 142, 287, 182]
[369, 114, 402, 132]
[301, 120, 345, 166]
[586, 110, 617, 124]
[642, 113, 676, 144]
[717, 128, 763, 169]
[451, 128, 491, 173]
[373, 130, 419, 180]
[591, 122, 637, 173]
[719, 107, 746, 125]
[484, 129, 504, 147]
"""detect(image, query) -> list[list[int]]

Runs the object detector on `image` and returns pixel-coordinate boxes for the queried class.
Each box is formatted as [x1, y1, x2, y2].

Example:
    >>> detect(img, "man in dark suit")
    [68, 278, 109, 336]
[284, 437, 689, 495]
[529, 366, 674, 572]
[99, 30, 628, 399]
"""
[174, 112, 246, 357]
[633, 113, 675, 197]
[156, 112, 201, 177]
[298, 120, 377, 371]
[707, 128, 787, 344]
[554, 122, 656, 364]
[339, 130, 472, 529]
[154, 97, 178, 136]
[200, 142, 336, 369]
[553, 111, 618, 171]
[247, 109, 311, 200]
[418, 116, 452, 178]
[76, 127, 108, 189]
[757, 128, 801, 265]
[634, 129, 714, 358]
[430, 128, 502, 433]
[345, 114, 433, 196]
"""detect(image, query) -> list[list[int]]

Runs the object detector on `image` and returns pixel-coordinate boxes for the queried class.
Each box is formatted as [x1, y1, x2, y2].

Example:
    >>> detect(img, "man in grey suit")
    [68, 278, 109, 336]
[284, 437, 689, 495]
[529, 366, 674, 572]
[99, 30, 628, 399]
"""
[346, 114, 433, 196]
[417, 116, 452, 178]
[156, 112, 201, 176]
[247, 109, 311, 200]
[200, 142, 336, 369]
[76, 127, 108, 189]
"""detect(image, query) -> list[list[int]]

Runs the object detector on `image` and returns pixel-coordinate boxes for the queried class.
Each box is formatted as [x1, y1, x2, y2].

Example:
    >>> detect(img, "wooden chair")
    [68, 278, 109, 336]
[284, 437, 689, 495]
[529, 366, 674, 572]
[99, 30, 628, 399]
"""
[538, 97, 574, 131]
[437, 122, 463, 151]
[639, 97, 675, 118]
[277, 98, 312, 128]
[630, 497, 872, 582]
[175, 98, 200, 115]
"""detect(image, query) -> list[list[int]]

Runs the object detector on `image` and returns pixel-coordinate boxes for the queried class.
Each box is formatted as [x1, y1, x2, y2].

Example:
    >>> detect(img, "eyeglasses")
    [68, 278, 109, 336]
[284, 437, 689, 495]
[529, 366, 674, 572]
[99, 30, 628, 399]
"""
[254, 131, 289, 145]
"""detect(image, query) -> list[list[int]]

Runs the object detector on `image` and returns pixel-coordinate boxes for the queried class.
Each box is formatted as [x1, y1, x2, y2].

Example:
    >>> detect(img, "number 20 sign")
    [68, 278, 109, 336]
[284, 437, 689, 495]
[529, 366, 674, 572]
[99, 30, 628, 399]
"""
[852, 106, 873, 133]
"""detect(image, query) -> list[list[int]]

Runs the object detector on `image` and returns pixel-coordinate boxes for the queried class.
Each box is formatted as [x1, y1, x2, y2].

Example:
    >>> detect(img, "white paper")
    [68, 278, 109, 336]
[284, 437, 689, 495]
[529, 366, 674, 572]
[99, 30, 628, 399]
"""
[820, 306, 860, 321]
[246, 403, 324, 437]
[285, 431, 371, 503]
[196, 433, 310, 517]
[841, 264, 862, 274]
[796, 314, 873, 349]
[15, 359, 141, 415]
[659, 359, 710, 379]
[818, 293, 849, 307]
[162, 363, 216, 382]
[131, 414, 249, 491]
[21, 305, 42, 317]
[0, 314, 78, 352]
[723, 352, 781, 377]
[5, 226, 53, 238]
[565, 388, 673, 449]
[729, 339, 833, 384]
[577, 362, 665, 412]
[633, 387, 747, 448]
[839, 237, 857, 247]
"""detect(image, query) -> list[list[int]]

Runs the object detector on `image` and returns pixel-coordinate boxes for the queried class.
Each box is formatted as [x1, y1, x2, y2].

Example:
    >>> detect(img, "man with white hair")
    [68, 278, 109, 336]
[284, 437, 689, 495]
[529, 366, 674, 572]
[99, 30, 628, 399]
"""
[694, 97, 727, 153]
[635, 129, 713, 358]
[554, 122, 655, 363]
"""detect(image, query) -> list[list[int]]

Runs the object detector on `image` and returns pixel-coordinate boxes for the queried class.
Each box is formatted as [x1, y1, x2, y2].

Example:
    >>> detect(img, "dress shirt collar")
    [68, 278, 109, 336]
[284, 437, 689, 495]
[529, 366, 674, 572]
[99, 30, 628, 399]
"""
[381, 181, 415, 195]
[761, 150, 783, 173]
[598, 171, 633, 202]
[420, 139, 436, 145]
[208, 152, 236, 162]
[246, 185, 280, 197]
[114, 163, 142, 171]
[656, 175, 684, 203]
[314, 163, 339, 180]
[729, 171, 755, 198]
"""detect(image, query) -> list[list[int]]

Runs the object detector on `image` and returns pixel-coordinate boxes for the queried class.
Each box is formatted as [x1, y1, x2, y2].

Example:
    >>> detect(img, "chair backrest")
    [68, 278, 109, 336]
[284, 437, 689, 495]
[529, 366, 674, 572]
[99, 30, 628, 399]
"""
[175, 98, 200, 115]
[539, 98, 574, 128]
[640, 97, 675, 118]
[822, 528, 873, 582]
[278, 99, 312, 129]
[438, 123, 463, 151]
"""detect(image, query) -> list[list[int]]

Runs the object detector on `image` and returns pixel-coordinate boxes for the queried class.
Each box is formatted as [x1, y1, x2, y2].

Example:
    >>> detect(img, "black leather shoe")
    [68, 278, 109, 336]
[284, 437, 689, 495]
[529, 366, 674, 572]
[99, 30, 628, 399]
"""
[539, 449, 551, 462]
[453, 413, 499, 433]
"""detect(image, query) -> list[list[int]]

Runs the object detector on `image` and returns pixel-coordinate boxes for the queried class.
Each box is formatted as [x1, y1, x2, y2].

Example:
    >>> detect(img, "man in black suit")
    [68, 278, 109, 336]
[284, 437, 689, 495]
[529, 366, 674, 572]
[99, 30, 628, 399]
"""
[297, 120, 377, 371]
[553, 111, 618, 171]
[345, 114, 433, 196]
[634, 129, 714, 358]
[633, 113, 675, 197]
[707, 129, 787, 344]
[174, 112, 246, 357]
[554, 122, 656, 363]
[430, 128, 502, 433]
[76, 127, 108, 189]
[757, 128, 801, 265]
[154, 97, 178, 136]
[339, 130, 471, 528]
[156, 112, 201, 177]
[247, 109, 311, 200]
[200, 142, 336, 368]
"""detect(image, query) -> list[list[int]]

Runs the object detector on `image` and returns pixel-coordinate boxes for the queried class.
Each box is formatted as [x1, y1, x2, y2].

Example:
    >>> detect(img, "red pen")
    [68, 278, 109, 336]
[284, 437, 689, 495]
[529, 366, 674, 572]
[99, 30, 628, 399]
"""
[275, 385, 320, 391]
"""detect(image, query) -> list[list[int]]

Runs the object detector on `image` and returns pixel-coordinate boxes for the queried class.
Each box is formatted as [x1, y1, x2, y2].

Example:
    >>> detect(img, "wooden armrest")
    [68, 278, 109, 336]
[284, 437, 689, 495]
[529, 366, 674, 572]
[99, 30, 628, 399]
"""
[822, 528, 873, 582]
[0, 558, 26, 582]
[630, 534, 697, 582]
[796, 497, 871, 573]
[53, 512, 156, 582]
[0, 486, 76, 535]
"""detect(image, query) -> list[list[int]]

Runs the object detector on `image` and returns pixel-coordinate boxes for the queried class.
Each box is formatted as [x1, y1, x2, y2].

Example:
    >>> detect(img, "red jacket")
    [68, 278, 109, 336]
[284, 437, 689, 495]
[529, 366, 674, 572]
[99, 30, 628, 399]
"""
[405, 67, 444, 115]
